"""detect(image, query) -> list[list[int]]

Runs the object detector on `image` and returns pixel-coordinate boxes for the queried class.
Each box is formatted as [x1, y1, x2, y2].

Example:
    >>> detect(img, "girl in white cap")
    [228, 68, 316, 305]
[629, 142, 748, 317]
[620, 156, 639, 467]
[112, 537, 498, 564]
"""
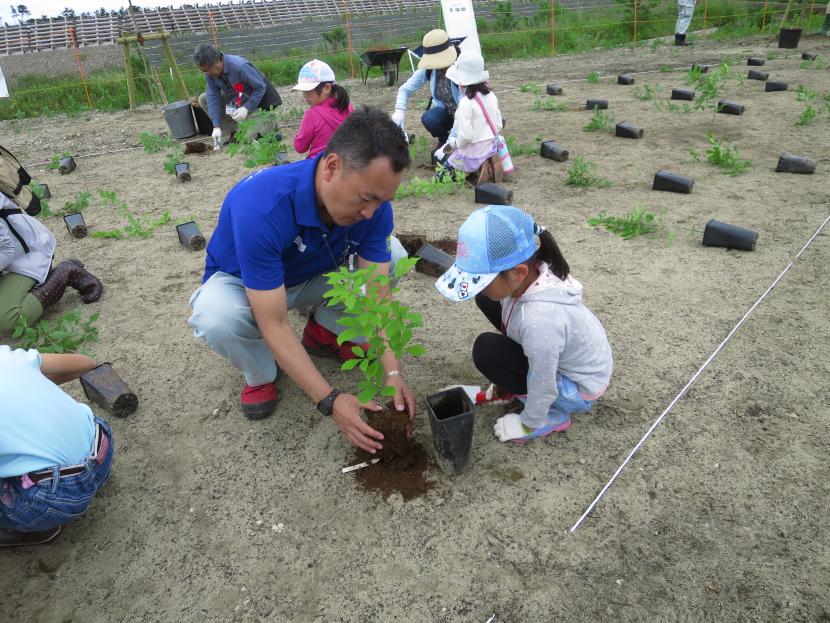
[292, 59, 354, 158]
[438, 51, 505, 185]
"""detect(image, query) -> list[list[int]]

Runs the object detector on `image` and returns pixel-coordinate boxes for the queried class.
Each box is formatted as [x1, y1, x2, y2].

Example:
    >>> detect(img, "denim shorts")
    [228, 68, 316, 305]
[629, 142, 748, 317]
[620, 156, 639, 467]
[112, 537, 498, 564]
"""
[0, 417, 114, 532]
[551, 373, 594, 416]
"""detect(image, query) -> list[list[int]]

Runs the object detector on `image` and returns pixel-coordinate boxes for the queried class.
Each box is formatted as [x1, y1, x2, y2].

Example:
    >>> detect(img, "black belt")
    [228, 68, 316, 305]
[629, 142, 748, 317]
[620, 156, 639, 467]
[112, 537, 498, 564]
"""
[26, 423, 108, 484]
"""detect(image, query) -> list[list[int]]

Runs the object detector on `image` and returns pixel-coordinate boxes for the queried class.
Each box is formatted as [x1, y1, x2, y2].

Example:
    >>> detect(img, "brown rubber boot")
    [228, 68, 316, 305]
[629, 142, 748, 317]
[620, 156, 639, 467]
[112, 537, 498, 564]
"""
[30, 259, 103, 309]
[475, 159, 494, 186]
[491, 156, 504, 183]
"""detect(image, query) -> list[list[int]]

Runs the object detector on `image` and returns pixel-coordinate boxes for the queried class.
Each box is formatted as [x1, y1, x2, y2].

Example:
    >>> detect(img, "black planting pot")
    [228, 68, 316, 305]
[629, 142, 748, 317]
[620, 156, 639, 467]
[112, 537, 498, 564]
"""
[63, 212, 87, 239]
[414, 243, 454, 277]
[747, 69, 769, 81]
[747, 57, 765, 66]
[615, 122, 644, 139]
[546, 83, 564, 96]
[778, 27, 802, 49]
[801, 52, 817, 61]
[702, 220, 758, 251]
[80, 363, 139, 418]
[176, 221, 206, 250]
[475, 182, 513, 205]
[717, 100, 745, 115]
[765, 80, 788, 92]
[671, 87, 695, 101]
[58, 156, 76, 174]
[174, 162, 191, 182]
[586, 99, 608, 110]
[35, 183, 51, 199]
[653, 170, 694, 194]
[692, 64, 710, 73]
[540, 141, 569, 162]
[426, 387, 475, 477]
[776, 152, 815, 174]
[617, 74, 635, 85]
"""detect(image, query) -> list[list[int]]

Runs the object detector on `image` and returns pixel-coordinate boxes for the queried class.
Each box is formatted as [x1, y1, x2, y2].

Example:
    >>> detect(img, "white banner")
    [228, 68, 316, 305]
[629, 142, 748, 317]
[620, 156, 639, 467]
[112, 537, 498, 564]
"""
[0, 65, 8, 98]
[441, 0, 482, 58]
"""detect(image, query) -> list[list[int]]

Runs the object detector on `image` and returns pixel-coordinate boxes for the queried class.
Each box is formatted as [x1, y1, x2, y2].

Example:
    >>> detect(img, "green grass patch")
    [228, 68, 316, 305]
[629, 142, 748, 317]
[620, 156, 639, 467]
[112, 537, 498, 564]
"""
[587, 206, 660, 239]
[565, 157, 612, 188]
[583, 107, 617, 133]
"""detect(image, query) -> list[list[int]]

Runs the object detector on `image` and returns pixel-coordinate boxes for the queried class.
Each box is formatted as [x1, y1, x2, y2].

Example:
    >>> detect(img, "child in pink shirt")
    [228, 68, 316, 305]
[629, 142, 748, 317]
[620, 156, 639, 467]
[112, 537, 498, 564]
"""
[292, 59, 354, 158]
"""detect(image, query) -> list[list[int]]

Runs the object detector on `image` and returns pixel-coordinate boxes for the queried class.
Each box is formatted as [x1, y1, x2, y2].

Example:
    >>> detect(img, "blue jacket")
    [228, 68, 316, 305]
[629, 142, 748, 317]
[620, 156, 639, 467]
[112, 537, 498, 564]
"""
[204, 53, 281, 126]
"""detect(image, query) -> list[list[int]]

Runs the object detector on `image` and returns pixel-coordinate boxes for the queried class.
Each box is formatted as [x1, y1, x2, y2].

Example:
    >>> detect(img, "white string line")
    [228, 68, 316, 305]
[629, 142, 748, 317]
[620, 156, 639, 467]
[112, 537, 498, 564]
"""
[570, 212, 830, 534]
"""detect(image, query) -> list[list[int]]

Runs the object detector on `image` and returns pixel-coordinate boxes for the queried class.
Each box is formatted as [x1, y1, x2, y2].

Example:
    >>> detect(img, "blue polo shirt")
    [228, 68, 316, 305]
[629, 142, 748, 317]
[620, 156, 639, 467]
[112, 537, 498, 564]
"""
[203, 154, 393, 290]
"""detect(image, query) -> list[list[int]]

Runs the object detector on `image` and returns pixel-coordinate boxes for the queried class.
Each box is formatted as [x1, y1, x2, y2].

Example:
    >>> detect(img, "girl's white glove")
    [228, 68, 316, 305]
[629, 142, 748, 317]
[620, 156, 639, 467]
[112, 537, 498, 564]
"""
[231, 107, 249, 121]
[493, 413, 525, 442]
[433, 144, 447, 161]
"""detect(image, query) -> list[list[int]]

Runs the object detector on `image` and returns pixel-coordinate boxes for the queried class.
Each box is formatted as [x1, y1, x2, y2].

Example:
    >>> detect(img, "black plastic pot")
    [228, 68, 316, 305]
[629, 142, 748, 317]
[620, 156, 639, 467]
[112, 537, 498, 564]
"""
[615, 122, 644, 139]
[653, 170, 694, 194]
[671, 87, 695, 101]
[475, 183, 513, 205]
[35, 183, 51, 199]
[63, 212, 87, 239]
[776, 152, 815, 174]
[415, 243, 454, 277]
[692, 64, 710, 73]
[174, 162, 191, 182]
[586, 99, 608, 110]
[58, 156, 76, 174]
[747, 69, 769, 81]
[617, 74, 635, 85]
[801, 52, 817, 61]
[778, 27, 802, 49]
[765, 80, 788, 92]
[747, 57, 765, 66]
[426, 387, 475, 477]
[80, 363, 138, 418]
[717, 100, 745, 115]
[702, 220, 758, 251]
[540, 141, 569, 162]
[546, 83, 563, 96]
[176, 221, 206, 250]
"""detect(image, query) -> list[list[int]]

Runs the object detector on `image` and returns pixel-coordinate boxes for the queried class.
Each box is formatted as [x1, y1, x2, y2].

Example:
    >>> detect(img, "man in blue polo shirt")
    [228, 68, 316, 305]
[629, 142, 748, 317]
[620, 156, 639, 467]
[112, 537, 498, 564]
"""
[188, 107, 415, 454]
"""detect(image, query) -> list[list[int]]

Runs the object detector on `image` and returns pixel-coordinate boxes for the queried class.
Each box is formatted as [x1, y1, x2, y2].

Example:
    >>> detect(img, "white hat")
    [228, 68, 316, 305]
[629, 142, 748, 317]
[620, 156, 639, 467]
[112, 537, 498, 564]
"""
[292, 59, 336, 91]
[418, 29, 458, 70]
[446, 51, 489, 87]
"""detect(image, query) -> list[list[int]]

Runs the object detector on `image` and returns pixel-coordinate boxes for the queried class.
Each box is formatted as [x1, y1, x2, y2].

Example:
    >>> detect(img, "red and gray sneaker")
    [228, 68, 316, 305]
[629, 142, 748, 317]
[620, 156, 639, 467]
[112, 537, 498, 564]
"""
[475, 384, 516, 406]
[240, 382, 279, 420]
[302, 316, 368, 362]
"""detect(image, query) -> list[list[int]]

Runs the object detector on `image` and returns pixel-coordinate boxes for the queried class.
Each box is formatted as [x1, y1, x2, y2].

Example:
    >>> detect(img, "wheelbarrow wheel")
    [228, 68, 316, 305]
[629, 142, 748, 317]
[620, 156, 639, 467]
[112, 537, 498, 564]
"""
[384, 70, 397, 87]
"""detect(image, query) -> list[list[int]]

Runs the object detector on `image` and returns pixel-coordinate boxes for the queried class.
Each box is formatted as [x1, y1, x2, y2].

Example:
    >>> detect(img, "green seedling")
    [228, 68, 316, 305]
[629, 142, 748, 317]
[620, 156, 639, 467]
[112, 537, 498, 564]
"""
[519, 82, 541, 94]
[655, 100, 694, 114]
[688, 148, 702, 162]
[565, 157, 612, 188]
[163, 144, 185, 174]
[322, 258, 425, 403]
[138, 130, 174, 153]
[227, 109, 288, 167]
[587, 206, 660, 240]
[28, 182, 51, 216]
[504, 134, 542, 157]
[408, 135, 431, 164]
[396, 167, 466, 198]
[583, 107, 617, 133]
[98, 189, 118, 204]
[586, 71, 600, 84]
[45, 151, 72, 170]
[796, 85, 817, 102]
[703, 134, 751, 175]
[62, 191, 91, 215]
[89, 192, 170, 239]
[659, 65, 673, 73]
[692, 63, 731, 115]
[796, 105, 817, 126]
[532, 96, 568, 111]
[632, 84, 659, 101]
[12, 309, 99, 354]
[799, 58, 827, 70]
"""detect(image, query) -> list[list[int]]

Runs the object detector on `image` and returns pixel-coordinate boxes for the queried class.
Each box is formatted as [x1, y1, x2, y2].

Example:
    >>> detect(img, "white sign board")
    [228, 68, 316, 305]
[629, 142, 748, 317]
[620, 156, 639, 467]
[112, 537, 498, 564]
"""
[441, 0, 482, 58]
[0, 65, 8, 98]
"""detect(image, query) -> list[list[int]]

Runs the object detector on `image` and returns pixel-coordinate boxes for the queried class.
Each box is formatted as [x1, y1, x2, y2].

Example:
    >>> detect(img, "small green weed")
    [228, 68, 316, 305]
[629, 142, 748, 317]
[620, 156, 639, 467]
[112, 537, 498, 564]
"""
[519, 82, 541, 94]
[138, 130, 174, 153]
[98, 189, 118, 204]
[587, 206, 659, 239]
[12, 309, 99, 354]
[504, 134, 542, 157]
[659, 65, 673, 73]
[88, 192, 171, 239]
[703, 134, 751, 175]
[45, 151, 71, 170]
[583, 107, 617, 133]
[163, 145, 184, 174]
[795, 85, 817, 102]
[586, 71, 600, 84]
[632, 84, 659, 101]
[565, 157, 612, 188]
[655, 100, 694, 114]
[532, 96, 568, 111]
[796, 105, 817, 126]
[408, 135, 431, 164]
[62, 191, 91, 215]
[396, 167, 466, 198]
[227, 109, 288, 167]
[799, 58, 827, 70]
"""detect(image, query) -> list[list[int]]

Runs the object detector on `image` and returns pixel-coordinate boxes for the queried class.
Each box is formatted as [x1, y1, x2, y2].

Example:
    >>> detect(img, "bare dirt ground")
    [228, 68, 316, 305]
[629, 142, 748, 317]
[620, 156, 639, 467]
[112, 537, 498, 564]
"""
[2, 33, 829, 622]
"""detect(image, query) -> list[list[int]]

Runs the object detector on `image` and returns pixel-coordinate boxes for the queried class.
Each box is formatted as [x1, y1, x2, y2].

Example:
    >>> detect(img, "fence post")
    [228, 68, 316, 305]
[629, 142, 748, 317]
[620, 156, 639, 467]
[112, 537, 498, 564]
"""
[343, 0, 355, 79]
[551, 0, 556, 55]
[161, 32, 190, 100]
[633, 0, 638, 44]
[702, 0, 709, 38]
[208, 10, 220, 48]
[121, 40, 136, 110]
[68, 27, 94, 112]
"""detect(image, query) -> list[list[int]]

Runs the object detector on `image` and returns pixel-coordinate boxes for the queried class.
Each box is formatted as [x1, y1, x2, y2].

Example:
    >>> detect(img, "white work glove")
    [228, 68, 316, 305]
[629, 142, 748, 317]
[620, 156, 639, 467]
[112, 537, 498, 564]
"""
[493, 413, 526, 442]
[211, 127, 222, 140]
[231, 106, 249, 122]
[391, 109, 406, 128]
[433, 144, 447, 161]
[446, 135, 458, 149]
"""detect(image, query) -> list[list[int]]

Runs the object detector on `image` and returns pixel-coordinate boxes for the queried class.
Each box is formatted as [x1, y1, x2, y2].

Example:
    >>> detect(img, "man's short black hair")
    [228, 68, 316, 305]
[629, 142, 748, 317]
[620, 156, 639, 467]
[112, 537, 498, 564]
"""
[193, 44, 222, 68]
[324, 106, 411, 174]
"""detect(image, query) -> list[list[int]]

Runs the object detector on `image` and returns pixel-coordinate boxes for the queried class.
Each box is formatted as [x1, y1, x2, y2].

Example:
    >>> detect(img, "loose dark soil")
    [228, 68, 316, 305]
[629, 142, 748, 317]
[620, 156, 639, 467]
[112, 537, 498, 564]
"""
[364, 401, 411, 462]
[353, 441, 436, 501]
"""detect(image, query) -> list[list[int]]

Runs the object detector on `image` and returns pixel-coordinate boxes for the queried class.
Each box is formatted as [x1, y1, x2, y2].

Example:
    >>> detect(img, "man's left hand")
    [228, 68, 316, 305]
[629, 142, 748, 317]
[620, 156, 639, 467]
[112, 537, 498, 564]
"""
[231, 107, 249, 121]
[385, 374, 417, 437]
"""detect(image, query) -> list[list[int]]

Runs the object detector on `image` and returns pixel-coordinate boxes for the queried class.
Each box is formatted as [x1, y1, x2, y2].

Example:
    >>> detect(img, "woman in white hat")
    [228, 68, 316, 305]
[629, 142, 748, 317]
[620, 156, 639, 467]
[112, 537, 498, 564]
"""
[439, 51, 504, 185]
[292, 59, 354, 158]
[391, 29, 461, 147]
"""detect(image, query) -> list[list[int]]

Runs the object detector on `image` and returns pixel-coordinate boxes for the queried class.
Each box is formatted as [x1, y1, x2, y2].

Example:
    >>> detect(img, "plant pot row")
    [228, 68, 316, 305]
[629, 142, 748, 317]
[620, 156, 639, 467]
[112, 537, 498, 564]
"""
[58, 214, 207, 249]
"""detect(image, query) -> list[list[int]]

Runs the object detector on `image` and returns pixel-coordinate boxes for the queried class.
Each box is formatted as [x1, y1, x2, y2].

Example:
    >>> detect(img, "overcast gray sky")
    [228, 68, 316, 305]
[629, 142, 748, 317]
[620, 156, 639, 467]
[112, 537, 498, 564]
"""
[1, 0, 195, 25]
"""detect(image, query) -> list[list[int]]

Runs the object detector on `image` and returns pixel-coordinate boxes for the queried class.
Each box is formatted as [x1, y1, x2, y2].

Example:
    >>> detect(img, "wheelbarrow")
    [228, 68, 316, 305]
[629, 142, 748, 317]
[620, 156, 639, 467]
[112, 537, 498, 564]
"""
[356, 47, 408, 86]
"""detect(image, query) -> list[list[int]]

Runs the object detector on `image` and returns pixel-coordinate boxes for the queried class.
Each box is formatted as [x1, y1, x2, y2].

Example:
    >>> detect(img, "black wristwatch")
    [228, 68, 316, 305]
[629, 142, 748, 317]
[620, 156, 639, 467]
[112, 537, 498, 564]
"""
[316, 389, 342, 417]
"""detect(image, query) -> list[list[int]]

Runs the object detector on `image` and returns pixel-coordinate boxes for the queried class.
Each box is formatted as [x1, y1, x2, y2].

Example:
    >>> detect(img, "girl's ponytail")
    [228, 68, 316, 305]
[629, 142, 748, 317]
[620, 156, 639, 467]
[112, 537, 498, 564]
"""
[330, 83, 350, 112]
[534, 229, 570, 280]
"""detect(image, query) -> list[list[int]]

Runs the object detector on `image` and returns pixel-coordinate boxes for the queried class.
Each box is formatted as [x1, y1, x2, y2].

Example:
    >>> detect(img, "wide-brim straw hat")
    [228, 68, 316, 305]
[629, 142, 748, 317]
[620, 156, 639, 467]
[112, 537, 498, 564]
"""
[418, 29, 458, 70]
[446, 51, 489, 86]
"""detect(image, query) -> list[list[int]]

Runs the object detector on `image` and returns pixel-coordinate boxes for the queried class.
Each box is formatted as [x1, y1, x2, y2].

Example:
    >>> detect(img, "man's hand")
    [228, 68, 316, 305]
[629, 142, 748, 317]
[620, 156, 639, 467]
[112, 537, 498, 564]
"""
[231, 107, 249, 122]
[385, 374, 417, 438]
[391, 109, 406, 128]
[211, 127, 222, 140]
[332, 393, 385, 453]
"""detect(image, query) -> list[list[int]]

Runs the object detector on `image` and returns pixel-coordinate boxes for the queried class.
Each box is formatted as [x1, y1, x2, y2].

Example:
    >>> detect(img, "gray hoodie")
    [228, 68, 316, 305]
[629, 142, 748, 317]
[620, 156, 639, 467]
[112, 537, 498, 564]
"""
[500, 263, 613, 428]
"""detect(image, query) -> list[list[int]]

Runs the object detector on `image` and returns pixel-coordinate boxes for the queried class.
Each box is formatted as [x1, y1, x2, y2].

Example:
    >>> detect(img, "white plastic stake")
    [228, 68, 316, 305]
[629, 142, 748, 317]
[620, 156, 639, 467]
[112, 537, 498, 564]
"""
[341, 458, 380, 474]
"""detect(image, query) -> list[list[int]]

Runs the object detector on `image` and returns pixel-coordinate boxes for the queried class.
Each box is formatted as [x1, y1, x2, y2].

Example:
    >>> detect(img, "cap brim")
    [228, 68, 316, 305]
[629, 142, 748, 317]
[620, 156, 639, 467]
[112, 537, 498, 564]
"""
[418, 46, 458, 70]
[292, 82, 318, 91]
[435, 263, 498, 302]
[445, 66, 489, 86]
